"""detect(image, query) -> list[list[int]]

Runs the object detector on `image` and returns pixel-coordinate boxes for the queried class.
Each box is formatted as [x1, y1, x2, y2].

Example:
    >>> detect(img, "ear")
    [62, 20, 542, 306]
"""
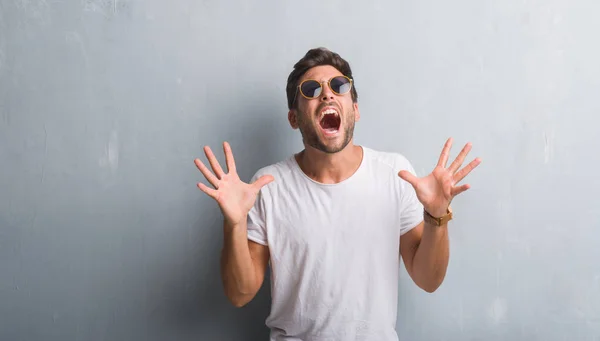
[353, 102, 360, 122]
[288, 109, 299, 129]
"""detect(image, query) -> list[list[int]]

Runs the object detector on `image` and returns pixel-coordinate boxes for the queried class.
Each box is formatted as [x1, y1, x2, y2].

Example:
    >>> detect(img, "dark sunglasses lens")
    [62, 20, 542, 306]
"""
[330, 76, 351, 94]
[300, 81, 322, 98]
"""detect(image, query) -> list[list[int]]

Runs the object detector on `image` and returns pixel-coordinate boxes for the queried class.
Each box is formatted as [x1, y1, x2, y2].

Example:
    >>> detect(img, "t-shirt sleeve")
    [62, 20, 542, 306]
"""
[246, 174, 268, 246]
[399, 159, 424, 236]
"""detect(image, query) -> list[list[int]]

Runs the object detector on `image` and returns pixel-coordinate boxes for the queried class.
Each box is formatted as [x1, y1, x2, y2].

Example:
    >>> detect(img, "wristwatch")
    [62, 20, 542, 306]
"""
[423, 206, 453, 226]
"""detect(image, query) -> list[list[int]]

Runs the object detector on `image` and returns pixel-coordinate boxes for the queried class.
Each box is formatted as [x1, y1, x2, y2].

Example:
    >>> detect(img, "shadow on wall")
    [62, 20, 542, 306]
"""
[145, 93, 286, 341]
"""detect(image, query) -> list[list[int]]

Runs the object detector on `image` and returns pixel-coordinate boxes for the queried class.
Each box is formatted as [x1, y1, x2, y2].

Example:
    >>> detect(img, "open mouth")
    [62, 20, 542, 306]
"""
[319, 108, 341, 135]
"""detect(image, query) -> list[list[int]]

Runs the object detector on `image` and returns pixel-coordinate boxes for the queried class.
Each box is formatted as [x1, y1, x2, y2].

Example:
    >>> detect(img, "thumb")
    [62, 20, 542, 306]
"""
[252, 174, 274, 191]
[398, 170, 418, 187]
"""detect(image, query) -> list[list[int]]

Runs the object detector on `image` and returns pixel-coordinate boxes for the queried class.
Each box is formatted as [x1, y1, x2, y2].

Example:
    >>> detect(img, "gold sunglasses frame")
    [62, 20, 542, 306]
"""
[292, 75, 353, 105]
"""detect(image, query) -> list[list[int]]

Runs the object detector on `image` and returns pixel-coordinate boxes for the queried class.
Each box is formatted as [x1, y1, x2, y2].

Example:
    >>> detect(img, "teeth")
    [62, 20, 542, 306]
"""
[320, 108, 339, 119]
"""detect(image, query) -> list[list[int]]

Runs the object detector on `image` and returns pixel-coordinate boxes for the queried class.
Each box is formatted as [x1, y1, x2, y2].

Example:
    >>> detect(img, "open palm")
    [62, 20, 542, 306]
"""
[194, 142, 274, 226]
[398, 138, 481, 218]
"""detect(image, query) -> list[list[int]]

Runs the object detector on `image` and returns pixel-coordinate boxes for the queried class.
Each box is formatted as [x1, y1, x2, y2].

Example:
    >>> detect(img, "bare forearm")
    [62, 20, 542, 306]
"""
[220, 220, 259, 305]
[411, 222, 450, 292]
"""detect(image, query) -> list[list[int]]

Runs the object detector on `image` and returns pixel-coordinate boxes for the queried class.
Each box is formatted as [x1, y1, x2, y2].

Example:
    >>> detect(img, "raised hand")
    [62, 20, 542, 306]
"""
[398, 138, 481, 218]
[194, 142, 274, 226]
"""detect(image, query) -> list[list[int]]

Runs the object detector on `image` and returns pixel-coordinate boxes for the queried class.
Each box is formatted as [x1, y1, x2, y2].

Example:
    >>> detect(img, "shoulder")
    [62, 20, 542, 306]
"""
[249, 155, 297, 184]
[362, 146, 416, 174]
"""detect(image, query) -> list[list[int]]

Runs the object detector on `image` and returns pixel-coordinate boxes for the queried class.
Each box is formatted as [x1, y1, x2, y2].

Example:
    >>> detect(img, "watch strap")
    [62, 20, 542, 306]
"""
[423, 206, 453, 226]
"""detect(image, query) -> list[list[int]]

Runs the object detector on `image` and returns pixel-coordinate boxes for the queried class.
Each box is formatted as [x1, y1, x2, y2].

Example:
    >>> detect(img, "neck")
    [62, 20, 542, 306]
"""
[295, 142, 363, 184]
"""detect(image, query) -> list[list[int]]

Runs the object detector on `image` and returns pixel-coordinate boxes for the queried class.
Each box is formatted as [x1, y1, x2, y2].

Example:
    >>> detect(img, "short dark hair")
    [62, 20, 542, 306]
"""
[286, 47, 358, 110]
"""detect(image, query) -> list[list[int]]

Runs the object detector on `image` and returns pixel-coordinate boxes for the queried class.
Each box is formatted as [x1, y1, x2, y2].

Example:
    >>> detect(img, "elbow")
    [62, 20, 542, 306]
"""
[417, 275, 445, 293]
[224, 288, 257, 308]
[221, 275, 260, 308]
[421, 283, 441, 293]
[230, 296, 251, 308]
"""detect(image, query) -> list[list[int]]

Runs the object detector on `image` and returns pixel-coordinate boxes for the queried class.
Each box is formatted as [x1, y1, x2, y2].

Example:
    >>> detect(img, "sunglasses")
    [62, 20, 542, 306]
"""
[292, 75, 353, 104]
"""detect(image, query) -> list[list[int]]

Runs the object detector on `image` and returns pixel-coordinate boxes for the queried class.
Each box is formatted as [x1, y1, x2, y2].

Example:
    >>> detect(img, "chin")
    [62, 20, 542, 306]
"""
[298, 117, 355, 154]
[315, 134, 353, 154]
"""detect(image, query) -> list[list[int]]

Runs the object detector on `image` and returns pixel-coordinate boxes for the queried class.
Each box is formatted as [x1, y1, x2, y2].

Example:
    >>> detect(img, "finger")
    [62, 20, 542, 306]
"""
[453, 157, 482, 183]
[223, 141, 237, 174]
[437, 137, 453, 168]
[204, 145, 226, 179]
[197, 182, 220, 200]
[252, 175, 274, 192]
[448, 142, 473, 173]
[451, 183, 471, 197]
[398, 170, 419, 188]
[194, 158, 220, 188]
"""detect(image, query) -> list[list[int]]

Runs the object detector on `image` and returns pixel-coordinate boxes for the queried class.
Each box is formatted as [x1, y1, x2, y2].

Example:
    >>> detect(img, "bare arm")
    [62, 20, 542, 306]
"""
[194, 141, 274, 308]
[398, 137, 481, 292]
[220, 220, 270, 307]
[400, 221, 449, 293]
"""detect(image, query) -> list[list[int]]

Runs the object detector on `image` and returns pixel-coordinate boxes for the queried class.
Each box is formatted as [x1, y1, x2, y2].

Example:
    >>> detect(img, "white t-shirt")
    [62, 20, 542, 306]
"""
[247, 146, 424, 341]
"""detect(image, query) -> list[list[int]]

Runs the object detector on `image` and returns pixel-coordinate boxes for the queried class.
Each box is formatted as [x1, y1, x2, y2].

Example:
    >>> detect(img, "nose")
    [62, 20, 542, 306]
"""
[320, 81, 335, 101]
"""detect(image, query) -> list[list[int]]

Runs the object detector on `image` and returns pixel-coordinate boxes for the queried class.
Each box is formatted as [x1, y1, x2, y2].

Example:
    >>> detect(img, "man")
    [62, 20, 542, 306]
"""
[194, 47, 481, 340]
